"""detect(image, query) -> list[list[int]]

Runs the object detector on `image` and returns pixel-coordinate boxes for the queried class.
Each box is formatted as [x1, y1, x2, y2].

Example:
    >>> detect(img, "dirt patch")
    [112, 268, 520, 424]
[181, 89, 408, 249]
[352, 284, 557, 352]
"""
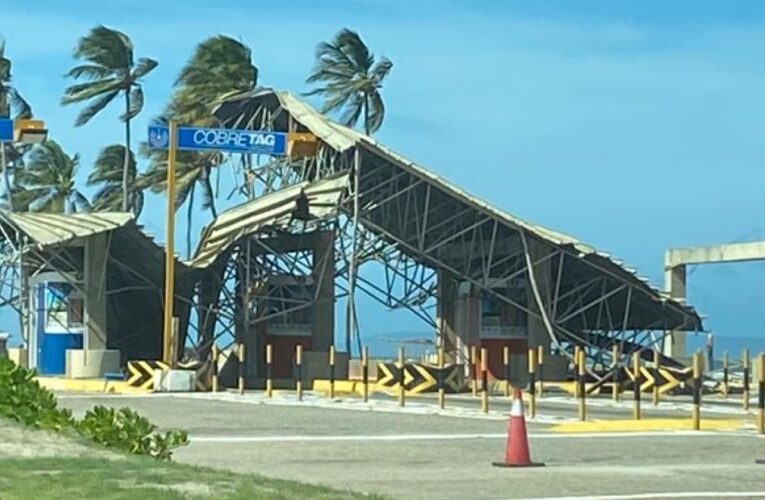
[0, 420, 114, 459]
[118, 479, 235, 497]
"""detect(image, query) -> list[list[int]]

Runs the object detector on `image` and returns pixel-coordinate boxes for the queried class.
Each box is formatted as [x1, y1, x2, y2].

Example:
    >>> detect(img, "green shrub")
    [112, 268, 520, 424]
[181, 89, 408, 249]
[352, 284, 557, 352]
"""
[77, 406, 189, 460]
[0, 358, 188, 460]
[0, 358, 73, 431]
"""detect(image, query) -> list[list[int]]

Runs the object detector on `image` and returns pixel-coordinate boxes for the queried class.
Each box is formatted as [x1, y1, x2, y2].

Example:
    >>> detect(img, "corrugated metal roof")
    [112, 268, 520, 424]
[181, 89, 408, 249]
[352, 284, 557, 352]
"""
[6, 212, 133, 247]
[191, 174, 348, 269]
[214, 89, 698, 322]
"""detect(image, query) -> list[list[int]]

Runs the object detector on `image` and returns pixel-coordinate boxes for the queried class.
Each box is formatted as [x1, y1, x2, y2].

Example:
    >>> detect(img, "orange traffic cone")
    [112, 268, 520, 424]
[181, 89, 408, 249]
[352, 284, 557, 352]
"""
[493, 389, 544, 468]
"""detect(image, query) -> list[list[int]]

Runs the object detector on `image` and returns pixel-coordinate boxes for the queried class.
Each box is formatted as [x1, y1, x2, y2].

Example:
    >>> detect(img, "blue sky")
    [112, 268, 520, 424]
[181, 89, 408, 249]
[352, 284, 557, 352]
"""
[2, 0, 764, 350]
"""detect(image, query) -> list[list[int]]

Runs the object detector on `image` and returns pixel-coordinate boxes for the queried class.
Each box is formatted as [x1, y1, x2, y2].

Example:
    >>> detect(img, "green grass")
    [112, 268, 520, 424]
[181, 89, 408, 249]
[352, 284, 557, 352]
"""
[0, 456, 384, 500]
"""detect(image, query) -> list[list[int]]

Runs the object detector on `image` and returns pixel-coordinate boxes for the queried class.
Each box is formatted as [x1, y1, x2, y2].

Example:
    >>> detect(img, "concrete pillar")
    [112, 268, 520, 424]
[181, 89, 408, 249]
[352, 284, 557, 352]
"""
[313, 231, 335, 352]
[663, 264, 687, 358]
[436, 270, 462, 363]
[84, 234, 108, 351]
[526, 239, 553, 353]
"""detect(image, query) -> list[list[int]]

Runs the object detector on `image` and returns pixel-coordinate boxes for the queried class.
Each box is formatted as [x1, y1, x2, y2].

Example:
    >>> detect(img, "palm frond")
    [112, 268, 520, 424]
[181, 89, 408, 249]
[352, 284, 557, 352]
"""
[73, 25, 134, 70]
[371, 57, 393, 84]
[62, 78, 122, 105]
[7, 87, 32, 119]
[132, 57, 158, 79]
[120, 85, 143, 122]
[65, 64, 112, 80]
[366, 90, 385, 134]
[73, 89, 120, 126]
[71, 191, 91, 212]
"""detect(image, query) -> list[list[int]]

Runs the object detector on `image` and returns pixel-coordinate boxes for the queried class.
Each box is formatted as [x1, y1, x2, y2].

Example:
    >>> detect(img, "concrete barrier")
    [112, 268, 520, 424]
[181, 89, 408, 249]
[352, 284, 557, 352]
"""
[7, 347, 27, 367]
[65, 349, 121, 379]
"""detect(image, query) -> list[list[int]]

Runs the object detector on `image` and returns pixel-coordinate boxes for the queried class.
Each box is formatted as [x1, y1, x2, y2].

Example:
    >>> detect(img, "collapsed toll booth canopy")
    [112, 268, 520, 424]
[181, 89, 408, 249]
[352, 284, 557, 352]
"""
[187, 88, 702, 386]
[0, 212, 194, 375]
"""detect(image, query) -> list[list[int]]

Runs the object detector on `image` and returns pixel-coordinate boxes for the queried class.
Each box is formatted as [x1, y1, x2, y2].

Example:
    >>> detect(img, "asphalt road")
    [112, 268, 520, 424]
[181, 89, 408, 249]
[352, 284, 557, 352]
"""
[58, 392, 765, 499]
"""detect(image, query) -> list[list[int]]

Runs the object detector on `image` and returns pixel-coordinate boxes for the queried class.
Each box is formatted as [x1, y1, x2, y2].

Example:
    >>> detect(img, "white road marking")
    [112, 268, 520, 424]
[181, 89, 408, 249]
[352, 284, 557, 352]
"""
[533, 492, 765, 500]
[189, 430, 726, 443]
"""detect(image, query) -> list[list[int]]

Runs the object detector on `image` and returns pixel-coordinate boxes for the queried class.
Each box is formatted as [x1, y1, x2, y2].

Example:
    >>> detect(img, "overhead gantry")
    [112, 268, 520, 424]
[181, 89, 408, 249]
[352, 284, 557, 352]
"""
[664, 240, 765, 358]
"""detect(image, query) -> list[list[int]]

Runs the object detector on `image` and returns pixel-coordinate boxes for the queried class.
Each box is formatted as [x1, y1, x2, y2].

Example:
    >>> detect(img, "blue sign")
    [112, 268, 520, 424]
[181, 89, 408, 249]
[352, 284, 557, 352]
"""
[148, 125, 287, 156]
[0, 118, 13, 142]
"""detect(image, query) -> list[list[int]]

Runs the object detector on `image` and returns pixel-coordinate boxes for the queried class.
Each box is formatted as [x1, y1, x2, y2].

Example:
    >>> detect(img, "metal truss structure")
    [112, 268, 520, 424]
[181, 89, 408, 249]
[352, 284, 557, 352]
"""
[188, 88, 701, 382]
[0, 89, 701, 386]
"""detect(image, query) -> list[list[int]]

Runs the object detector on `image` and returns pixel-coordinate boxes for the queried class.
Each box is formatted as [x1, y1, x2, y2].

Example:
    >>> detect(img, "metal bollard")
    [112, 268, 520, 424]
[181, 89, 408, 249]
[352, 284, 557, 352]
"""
[758, 353, 765, 434]
[503, 346, 511, 397]
[237, 343, 245, 395]
[211, 344, 220, 393]
[296, 344, 303, 402]
[612, 344, 620, 402]
[481, 347, 489, 414]
[438, 346, 445, 409]
[471, 345, 478, 397]
[538, 345, 545, 397]
[266, 344, 273, 398]
[744, 349, 751, 411]
[633, 352, 641, 420]
[528, 348, 537, 418]
[653, 349, 660, 406]
[578, 348, 586, 421]
[329, 344, 336, 399]
[362, 346, 369, 403]
[692, 351, 702, 430]
[398, 346, 406, 407]
[722, 351, 729, 399]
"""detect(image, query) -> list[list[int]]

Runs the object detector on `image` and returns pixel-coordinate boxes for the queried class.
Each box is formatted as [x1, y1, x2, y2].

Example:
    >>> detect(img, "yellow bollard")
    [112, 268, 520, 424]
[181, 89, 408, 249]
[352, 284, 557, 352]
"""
[503, 345, 511, 397]
[652, 349, 660, 406]
[578, 349, 586, 421]
[266, 344, 273, 398]
[758, 353, 765, 434]
[237, 343, 246, 395]
[744, 349, 751, 411]
[722, 351, 729, 399]
[362, 346, 369, 403]
[528, 348, 537, 419]
[329, 344, 336, 399]
[398, 347, 406, 407]
[692, 351, 702, 430]
[574, 346, 582, 398]
[633, 352, 641, 420]
[612, 344, 620, 402]
[296, 344, 303, 402]
[211, 344, 220, 393]
[438, 346, 445, 409]
[481, 347, 489, 414]
[471, 345, 478, 397]
[537, 345, 545, 397]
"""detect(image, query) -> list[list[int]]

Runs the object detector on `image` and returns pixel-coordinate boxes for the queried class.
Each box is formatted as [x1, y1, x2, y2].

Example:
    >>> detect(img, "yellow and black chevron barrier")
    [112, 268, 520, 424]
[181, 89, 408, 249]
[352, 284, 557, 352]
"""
[126, 360, 170, 390]
[622, 364, 693, 395]
[376, 361, 465, 394]
[127, 360, 211, 391]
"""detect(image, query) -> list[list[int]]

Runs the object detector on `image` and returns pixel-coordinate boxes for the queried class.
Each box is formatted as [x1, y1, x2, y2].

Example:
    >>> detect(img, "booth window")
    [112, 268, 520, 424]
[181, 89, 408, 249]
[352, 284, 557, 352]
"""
[44, 283, 84, 330]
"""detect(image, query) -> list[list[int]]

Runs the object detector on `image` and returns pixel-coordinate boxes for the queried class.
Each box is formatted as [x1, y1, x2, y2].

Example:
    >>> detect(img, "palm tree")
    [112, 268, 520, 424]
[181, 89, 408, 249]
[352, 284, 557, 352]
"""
[142, 35, 257, 257]
[139, 145, 218, 257]
[0, 39, 33, 211]
[172, 35, 258, 125]
[62, 25, 158, 212]
[88, 144, 143, 216]
[0, 39, 32, 119]
[305, 28, 392, 135]
[14, 141, 89, 213]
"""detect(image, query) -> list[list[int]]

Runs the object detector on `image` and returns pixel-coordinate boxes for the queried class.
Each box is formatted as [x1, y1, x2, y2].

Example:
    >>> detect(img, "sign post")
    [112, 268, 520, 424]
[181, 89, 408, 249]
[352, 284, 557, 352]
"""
[148, 123, 290, 366]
